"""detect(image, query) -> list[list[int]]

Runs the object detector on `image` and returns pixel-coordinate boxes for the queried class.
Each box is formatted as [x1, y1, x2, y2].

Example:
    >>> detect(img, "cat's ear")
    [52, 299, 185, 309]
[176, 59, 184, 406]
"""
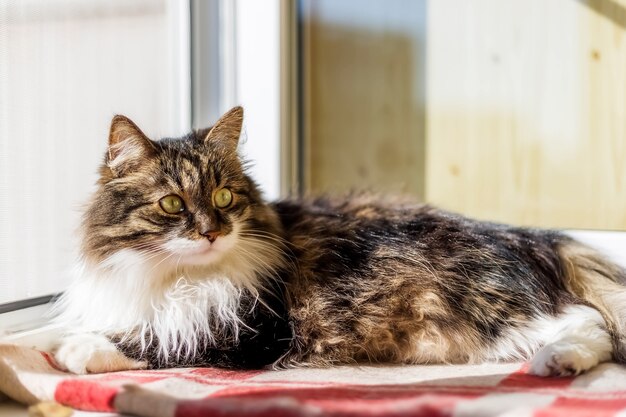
[107, 115, 156, 174]
[202, 106, 244, 152]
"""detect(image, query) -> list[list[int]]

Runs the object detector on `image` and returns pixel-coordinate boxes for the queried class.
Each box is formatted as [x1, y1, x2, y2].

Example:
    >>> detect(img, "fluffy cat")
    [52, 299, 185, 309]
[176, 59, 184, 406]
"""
[52, 106, 626, 377]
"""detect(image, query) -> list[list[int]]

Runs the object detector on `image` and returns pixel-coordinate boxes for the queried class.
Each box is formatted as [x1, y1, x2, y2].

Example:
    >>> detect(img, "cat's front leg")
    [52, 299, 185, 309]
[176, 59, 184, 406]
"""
[53, 333, 147, 374]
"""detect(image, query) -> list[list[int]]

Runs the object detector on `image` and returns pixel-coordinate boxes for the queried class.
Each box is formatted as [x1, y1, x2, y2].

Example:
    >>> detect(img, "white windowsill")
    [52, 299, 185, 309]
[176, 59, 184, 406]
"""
[0, 304, 61, 351]
[565, 230, 626, 268]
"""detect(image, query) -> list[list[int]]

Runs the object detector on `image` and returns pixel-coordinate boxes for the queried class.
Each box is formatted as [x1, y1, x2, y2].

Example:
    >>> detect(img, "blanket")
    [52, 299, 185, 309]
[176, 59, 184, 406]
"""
[1, 344, 626, 417]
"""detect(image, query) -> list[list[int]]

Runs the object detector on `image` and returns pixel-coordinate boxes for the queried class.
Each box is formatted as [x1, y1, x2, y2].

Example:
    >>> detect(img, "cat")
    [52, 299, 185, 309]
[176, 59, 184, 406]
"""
[52, 106, 626, 377]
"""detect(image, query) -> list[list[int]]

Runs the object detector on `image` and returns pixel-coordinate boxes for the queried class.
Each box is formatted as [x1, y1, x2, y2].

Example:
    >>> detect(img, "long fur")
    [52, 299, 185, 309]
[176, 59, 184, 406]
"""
[53, 227, 287, 363]
[272, 196, 625, 370]
[556, 241, 626, 362]
[52, 107, 626, 375]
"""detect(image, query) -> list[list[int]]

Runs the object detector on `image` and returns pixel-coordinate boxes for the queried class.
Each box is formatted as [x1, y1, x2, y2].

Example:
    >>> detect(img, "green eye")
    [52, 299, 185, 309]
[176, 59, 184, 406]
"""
[214, 188, 233, 208]
[159, 195, 185, 214]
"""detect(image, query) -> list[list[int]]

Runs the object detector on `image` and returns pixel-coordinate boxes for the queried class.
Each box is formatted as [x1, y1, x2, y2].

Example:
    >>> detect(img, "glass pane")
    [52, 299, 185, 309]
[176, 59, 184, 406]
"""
[0, 0, 189, 304]
[300, 0, 626, 231]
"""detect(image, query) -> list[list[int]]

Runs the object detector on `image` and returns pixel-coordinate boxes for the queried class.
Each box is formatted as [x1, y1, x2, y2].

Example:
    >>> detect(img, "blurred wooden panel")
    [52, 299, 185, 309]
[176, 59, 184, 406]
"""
[301, 0, 427, 198]
[426, 0, 626, 230]
[301, 0, 625, 230]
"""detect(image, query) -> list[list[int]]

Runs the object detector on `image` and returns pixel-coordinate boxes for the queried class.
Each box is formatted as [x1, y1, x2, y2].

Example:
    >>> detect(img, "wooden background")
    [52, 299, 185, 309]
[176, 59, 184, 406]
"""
[301, 0, 626, 230]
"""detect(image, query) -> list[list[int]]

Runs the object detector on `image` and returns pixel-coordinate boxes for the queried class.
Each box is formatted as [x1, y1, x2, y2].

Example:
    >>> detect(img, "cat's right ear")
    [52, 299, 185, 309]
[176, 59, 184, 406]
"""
[107, 115, 156, 175]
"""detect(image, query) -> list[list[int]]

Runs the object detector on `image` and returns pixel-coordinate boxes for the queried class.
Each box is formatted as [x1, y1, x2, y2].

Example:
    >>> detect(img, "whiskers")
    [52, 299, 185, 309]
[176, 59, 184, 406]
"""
[238, 228, 297, 274]
[235, 228, 296, 299]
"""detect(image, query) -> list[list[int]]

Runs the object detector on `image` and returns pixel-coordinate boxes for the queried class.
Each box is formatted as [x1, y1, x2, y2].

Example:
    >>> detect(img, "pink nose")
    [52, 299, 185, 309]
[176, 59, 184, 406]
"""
[200, 230, 221, 243]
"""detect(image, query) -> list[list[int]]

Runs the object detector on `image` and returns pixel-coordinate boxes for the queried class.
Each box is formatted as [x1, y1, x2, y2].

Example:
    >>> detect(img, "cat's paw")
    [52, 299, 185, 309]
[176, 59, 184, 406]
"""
[529, 340, 602, 377]
[53, 334, 147, 374]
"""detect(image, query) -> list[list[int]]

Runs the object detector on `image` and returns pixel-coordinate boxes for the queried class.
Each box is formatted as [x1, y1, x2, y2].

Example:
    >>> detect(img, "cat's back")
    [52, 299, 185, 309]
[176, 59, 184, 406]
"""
[271, 193, 565, 297]
[271, 194, 480, 282]
[272, 193, 438, 238]
[271, 193, 545, 252]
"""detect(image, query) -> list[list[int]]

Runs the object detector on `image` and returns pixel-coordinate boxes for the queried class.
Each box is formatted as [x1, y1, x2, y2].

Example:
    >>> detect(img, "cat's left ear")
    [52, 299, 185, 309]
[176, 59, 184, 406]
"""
[202, 106, 244, 152]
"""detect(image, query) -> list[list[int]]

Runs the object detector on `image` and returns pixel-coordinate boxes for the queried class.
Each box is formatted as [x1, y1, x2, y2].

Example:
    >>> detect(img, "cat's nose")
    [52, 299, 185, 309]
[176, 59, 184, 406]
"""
[200, 229, 222, 243]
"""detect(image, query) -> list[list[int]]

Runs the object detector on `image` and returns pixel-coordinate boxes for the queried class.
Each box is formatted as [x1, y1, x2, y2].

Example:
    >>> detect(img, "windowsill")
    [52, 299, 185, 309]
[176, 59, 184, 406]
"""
[565, 229, 626, 268]
[0, 303, 60, 351]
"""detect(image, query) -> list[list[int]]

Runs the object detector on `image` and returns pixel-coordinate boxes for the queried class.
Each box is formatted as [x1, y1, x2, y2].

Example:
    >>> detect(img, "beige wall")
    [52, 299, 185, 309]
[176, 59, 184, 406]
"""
[302, 0, 626, 230]
[301, 0, 427, 198]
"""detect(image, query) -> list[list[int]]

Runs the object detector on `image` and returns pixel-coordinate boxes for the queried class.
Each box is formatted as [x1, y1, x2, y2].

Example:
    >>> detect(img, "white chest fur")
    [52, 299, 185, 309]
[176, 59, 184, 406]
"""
[52, 249, 259, 361]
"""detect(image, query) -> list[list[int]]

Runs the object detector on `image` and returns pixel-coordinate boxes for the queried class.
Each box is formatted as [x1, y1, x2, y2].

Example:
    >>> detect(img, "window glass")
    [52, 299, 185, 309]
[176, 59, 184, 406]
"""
[0, 0, 189, 304]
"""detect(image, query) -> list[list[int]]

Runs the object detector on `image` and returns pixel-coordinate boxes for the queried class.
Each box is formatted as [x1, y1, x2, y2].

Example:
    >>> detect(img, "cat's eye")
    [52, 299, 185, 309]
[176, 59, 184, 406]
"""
[214, 188, 233, 208]
[159, 195, 185, 214]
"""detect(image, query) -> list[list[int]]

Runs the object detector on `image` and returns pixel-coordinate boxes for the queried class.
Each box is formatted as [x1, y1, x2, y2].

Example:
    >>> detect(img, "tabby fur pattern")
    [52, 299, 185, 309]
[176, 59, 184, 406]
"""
[52, 107, 626, 377]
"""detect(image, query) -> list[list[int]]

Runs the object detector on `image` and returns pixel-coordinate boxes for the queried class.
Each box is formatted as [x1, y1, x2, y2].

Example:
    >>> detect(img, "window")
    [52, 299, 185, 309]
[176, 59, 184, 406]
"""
[0, 0, 190, 306]
[299, 0, 626, 232]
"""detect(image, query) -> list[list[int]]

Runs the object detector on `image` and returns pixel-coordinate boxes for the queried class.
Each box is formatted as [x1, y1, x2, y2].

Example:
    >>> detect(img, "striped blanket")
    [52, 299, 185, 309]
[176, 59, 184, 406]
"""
[1, 344, 626, 417]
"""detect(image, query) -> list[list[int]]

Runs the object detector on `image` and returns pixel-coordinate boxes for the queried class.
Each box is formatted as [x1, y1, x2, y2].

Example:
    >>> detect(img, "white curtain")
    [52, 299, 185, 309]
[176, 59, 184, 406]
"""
[0, 0, 190, 304]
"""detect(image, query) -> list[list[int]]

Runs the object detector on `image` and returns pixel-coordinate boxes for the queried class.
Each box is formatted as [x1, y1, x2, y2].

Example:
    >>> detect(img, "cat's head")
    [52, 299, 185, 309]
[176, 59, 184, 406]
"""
[81, 107, 284, 278]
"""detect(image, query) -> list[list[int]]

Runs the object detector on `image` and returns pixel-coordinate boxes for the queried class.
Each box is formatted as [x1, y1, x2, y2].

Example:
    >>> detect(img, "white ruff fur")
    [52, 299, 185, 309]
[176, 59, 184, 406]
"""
[52, 225, 285, 362]
[486, 305, 613, 375]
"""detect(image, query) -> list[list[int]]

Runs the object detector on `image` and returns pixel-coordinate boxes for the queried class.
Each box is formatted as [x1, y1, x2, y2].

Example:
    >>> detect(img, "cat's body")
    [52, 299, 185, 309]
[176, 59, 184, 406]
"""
[274, 197, 620, 369]
[52, 107, 626, 376]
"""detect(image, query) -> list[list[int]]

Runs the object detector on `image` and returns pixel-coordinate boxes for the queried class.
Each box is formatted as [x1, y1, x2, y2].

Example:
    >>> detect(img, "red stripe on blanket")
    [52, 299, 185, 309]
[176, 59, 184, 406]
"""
[55, 380, 119, 412]
[535, 397, 626, 417]
[498, 364, 575, 389]
[175, 388, 477, 417]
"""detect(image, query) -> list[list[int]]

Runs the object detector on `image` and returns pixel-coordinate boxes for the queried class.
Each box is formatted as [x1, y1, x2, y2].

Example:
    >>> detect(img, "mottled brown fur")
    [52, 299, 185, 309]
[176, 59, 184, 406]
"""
[557, 243, 626, 362]
[272, 196, 580, 367]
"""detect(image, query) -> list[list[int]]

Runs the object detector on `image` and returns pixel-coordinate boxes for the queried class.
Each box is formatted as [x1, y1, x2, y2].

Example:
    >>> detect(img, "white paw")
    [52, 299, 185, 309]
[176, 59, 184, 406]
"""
[53, 334, 147, 374]
[529, 341, 602, 377]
